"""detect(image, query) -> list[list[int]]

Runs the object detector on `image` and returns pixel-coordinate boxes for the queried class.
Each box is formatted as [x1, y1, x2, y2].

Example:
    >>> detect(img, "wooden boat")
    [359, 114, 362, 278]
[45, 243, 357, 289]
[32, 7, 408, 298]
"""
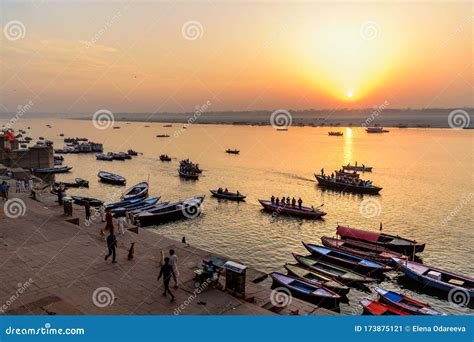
[178, 169, 199, 180]
[127, 149, 138, 156]
[163, 124, 173, 127]
[375, 287, 444, 315]
[284, 264, 350, 296]
[133, 195, 205, 226]
[59, 178, 89, 188]
[121, 181, 148, 200]
[366, 127, 389, 133]
[360, 299, 410, 315]
[156, 134, 170, 138]
[160, 155, 171, 161]
[315, 175, 382, 194]
[33, 166, 72, 174]
[210, 189, 246, 201]
[320, 236, 406, 265]
[293, 253, 375, 284]
[303, 243, 392, 275]
[98, 171, 126, 185]
[336, 225, 425, 255]
[225, 149, 240, 154]
[107, 152, 126, 161]
[328, 131, 343, 136]
[106, 197, 143, 210]
[112, 197, 160, 215]
[71, 196, 103, 207]
[258, 200, 326, 219]
[342, 164, 373, 172]
[335, 170, 359, 179]
[96, 153, 113, 161]
[127, 201, 170, 215]
[270, 272, 340, 304]
[393, 258, 474, 300]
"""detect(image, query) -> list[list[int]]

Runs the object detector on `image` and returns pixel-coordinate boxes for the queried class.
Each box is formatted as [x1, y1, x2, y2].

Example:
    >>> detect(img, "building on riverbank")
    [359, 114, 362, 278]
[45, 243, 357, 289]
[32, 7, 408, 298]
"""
[0, 131, 53, 170]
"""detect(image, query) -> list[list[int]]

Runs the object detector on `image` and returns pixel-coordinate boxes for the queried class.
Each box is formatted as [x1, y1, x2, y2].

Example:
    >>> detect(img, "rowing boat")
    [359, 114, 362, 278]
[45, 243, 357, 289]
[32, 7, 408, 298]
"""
[270, 272, 340, 304]
[121, 181, 148, 200]
[292, 253, 375, 284]
[98, 171, 126, 185]
[71, 196, 103, 207]
[210, 189, 246, 201]
[33, 166, 72, 174]
[375, 287, 445, 315]
[258, 200, 326, 219]
[303, 242, 392, 275]
[393, 258, 474, 300]
[320, 236, 406, 265]
[360, 299, 410, 315]
[336, 225, 425, 255]
[106, 198, 142, 210]
[58, 178, 89, 188]
[178, 169, 199, 180]
[315, 175, 382, 194]
[342, 165, 372, 172]
[160, 155, 171, 161]
[112, 197, 160, 215]
[284, 264, 350, 296]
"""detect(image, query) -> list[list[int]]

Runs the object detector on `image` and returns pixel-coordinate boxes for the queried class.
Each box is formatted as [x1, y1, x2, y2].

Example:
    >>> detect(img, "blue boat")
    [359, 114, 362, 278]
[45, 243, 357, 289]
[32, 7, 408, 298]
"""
[105, 197, 142, 210]
[112, 197, 160, 214]
[303, 242, 392, 275]
[393, 258, 474, 300]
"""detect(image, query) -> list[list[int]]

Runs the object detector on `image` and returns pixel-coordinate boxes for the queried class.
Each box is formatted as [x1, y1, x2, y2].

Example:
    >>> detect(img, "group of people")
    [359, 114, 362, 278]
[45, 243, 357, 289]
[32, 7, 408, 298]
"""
[320, 172, 373, 187]
[179, 159, 200, 175]
[216, 187, 240, 195]
[0, 181, 10, 200]
[15, 178, 34, 193]
[270, 195, 303, 209]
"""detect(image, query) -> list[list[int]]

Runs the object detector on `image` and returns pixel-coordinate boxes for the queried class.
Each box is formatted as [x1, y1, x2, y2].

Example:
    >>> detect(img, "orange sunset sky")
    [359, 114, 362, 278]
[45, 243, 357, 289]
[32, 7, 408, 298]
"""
[0, 1, 473, 114]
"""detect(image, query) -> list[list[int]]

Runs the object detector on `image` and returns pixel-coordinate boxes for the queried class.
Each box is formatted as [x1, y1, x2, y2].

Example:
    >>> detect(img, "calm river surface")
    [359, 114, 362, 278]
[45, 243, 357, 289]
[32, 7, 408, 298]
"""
[6, 118, 473, 315]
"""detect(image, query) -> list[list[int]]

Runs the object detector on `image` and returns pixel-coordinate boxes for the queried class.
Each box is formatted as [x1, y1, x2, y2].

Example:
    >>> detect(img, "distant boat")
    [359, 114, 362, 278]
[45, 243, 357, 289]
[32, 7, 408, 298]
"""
[160, 154, 171, 161]
[336, 225, 425, 255]
[366, 127, 389, 133]
[360, 299, 410, 316]
[225, 149, 240, 154]
[210, 189, 246, 201]
[178, 169, 199, 180]
[98, 171, 126, 185]
[374, 287, 445, 316]
[342, 164, 372, 172]
[33, 166, 72, 174]
[96, 153, 113, 161]
[121, 181, 149, 200]
[315, 174, 382, 195]
[163, 124, 173, 127]
[258, 199, 326, 219]
[328, 131, 343, 136]
[127, 149, 139, 156]
[276, 128, 288, 131]
[156, 134, 170, 138]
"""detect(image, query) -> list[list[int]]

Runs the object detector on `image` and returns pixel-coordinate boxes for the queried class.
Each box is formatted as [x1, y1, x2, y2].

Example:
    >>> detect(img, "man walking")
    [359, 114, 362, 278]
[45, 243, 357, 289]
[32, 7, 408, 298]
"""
[85, 201, 91, 221]
[169, 249, 179, 288]
[105, 229, 117, 263]
[157, 257, 175, 302]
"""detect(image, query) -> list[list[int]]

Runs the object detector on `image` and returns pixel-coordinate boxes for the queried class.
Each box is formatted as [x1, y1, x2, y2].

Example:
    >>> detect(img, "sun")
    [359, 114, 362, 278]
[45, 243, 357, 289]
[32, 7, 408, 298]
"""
[346, 91, 354, 98]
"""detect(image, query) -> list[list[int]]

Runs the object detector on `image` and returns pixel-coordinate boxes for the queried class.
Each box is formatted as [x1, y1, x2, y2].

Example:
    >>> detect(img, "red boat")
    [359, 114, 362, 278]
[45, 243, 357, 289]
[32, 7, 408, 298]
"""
[320, 236, 406, 265]
[360, 299, 410, 315]
[336, 225, 425, 255]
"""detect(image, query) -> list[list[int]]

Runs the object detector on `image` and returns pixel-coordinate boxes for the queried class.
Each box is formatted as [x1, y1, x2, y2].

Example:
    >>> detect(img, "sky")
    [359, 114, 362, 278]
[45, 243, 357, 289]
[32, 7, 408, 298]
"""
[0, 0, 473, 115]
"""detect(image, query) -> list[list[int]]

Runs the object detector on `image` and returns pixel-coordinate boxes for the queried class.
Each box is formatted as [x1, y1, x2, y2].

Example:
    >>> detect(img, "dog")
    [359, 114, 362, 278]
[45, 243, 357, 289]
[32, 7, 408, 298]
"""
[128, 242, 135, 260]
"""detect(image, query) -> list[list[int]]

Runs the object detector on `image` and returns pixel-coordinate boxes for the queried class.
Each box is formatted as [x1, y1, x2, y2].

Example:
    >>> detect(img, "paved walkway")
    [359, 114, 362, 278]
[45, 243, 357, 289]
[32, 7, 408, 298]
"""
[0, 180, 335, 315]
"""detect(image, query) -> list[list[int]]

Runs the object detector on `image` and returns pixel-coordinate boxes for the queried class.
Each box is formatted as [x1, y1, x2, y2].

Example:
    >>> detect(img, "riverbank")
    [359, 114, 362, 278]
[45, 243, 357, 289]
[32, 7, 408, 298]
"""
[0, 180, 334, 316]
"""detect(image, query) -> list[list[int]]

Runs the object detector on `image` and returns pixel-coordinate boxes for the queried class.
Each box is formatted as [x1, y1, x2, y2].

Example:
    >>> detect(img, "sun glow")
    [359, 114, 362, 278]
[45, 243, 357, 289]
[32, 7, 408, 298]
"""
[346, 91, 354, 99]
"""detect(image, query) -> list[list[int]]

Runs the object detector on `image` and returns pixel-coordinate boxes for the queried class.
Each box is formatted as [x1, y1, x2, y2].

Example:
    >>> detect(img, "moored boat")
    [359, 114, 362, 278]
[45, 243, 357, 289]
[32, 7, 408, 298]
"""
[33, 166, 72, 174]
[121, 181, 148, 200]
[112, 197, 160, 215]
[320, 236, 406, 265]
[71, 196, 103, 207]
[57, 178, 89, 188]
[98, 171, 126, 185]
[96, 153, 113, 161]
[336, 225, 425, 255]
[375, 287, 445, 315]
[293, 253, 375, 284]
[258, 199, 326, 219]
[284, 264, 350, 296]
[270, 272, 340, 304]
[315, 174, 382, 194]
[303, 242, 392, 275]
[393, 258, 474, 300]
[210, 189, 246, 201]
[360, 299, 410, 315]
[106, 197, 143, 210]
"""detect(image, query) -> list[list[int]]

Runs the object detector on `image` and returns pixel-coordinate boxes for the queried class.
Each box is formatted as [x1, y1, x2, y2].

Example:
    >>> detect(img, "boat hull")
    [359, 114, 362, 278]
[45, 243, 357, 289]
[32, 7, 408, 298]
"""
[315, 175, 381, 194]
[258, 200, 326, 219]
[210, 190, 246, 201]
